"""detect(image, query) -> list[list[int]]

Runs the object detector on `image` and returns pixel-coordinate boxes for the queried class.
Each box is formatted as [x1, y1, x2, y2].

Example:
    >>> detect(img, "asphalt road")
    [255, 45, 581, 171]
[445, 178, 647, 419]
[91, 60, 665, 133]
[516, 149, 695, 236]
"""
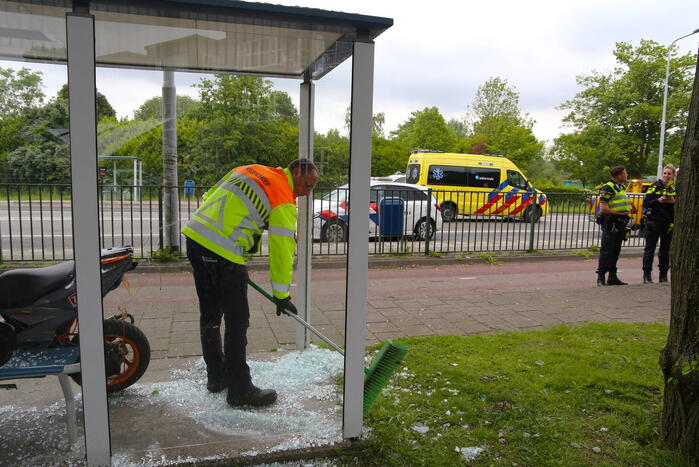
[0, 202, 647, 261]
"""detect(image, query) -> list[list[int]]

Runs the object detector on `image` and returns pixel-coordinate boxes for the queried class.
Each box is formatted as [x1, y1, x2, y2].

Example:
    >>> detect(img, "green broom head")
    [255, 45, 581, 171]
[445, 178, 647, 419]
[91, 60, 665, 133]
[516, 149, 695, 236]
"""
[363, 340, 409, 412]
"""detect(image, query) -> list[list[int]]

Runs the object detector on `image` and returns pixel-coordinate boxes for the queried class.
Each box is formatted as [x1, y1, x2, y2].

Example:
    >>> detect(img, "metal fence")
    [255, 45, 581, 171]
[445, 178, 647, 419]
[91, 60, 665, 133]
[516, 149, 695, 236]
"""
[0, 184, 648, 261]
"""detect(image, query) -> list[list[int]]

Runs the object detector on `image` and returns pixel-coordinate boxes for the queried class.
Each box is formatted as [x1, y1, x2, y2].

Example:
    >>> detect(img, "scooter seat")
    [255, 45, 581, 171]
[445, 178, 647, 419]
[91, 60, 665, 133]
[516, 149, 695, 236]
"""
[0, 261, 75, 309]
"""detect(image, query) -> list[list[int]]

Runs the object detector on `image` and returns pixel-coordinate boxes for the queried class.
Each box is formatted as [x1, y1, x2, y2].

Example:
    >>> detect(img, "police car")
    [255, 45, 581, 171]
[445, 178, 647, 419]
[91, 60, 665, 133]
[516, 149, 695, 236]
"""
[313, 181, 443, 242]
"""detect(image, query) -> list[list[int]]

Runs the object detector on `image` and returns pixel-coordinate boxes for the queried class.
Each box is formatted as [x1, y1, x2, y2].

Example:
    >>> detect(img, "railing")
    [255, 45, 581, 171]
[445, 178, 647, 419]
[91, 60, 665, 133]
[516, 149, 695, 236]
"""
[0, 184, 648, 261]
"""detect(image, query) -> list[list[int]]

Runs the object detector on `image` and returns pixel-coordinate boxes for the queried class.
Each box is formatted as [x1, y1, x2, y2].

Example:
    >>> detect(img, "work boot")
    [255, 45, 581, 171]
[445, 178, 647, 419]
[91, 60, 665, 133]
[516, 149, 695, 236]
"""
[659, 270, 669, 283]
[596, 273, 606, 287]
[207, 375, 227, 393]
[206, 368, 227, 393]
[227, 384, 277, 408]
[643, 271, 653, 284]
[606, 274, 627, 286]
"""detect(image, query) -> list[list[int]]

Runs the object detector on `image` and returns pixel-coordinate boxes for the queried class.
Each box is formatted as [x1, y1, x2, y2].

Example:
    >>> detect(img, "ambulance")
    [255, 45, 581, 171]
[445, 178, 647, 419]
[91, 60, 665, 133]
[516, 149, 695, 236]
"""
[406, 150, 548, 222]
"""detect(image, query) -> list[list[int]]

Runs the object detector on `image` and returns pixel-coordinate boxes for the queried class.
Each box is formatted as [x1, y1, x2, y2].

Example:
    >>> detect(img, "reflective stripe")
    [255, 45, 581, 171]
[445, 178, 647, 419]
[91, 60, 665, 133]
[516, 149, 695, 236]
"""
[228, 172, 272, 214]
[271, 281, 290, 294]
[229, 217, 258, 251]
[185, 218, 246, 257]
[268, 226, 295, 238]
[217, 181, 266, 227]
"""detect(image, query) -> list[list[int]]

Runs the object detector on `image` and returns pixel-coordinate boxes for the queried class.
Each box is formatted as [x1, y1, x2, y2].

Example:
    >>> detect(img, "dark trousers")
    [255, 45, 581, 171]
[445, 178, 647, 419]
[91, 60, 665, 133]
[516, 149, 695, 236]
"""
[642, 221, 672, 273]
[186, 237, 251, 390]
[597, 222, 625, 275]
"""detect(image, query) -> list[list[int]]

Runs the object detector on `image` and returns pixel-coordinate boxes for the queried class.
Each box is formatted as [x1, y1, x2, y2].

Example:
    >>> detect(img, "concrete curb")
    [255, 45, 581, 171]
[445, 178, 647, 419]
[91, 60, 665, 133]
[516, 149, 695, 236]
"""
[129, 247, 646, 274]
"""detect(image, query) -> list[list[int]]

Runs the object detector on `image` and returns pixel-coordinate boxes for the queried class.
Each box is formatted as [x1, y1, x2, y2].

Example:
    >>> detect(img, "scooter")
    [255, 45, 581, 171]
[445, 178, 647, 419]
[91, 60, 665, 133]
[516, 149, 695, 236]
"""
[0, 246, 150, 393]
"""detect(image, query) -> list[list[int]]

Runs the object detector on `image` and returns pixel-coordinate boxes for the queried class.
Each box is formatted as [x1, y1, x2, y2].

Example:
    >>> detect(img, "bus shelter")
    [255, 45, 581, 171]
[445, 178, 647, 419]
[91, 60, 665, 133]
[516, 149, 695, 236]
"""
[0, 1, 391, 464]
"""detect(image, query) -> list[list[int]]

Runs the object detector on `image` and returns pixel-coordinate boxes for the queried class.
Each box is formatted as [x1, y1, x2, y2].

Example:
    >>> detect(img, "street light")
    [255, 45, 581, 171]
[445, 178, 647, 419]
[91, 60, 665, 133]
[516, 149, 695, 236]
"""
[656, 28, 699, 179]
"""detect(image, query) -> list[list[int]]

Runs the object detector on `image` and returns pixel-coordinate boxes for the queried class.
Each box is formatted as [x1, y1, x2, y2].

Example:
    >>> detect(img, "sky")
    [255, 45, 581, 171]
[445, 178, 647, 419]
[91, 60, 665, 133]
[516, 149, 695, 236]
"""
[5, 0, 699, 144]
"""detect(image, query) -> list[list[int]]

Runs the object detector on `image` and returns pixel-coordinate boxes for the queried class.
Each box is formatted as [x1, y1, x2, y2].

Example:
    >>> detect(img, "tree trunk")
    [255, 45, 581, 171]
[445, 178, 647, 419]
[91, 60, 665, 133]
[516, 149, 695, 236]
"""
[162, 70, 179, 252]
[660, 58, 699, 465]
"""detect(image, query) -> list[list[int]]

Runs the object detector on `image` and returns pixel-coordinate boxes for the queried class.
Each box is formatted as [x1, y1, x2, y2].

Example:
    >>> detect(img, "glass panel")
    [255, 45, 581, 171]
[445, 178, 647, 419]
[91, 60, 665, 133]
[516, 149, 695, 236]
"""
[92, 9, 343, 76]
[0, 11, 87, 465]
[469, 167, 501, 188]
[0, 2, 68, 63]
[98, 66, 345, 463]
[427, 164, 468, 186]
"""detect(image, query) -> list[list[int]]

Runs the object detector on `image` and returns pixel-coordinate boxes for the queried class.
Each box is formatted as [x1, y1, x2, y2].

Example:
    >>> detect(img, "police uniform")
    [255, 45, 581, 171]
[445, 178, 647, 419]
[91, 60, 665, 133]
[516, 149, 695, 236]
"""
[641, 179, 676, 282]
[596, 180, 631, 285]
[182, 164, 298, 406]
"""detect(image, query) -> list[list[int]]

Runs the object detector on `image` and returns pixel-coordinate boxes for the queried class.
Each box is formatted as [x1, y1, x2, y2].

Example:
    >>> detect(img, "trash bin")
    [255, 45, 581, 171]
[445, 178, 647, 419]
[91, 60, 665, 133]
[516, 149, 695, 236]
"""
[184, 179, 195, 196]
[379, 197, 404, 236]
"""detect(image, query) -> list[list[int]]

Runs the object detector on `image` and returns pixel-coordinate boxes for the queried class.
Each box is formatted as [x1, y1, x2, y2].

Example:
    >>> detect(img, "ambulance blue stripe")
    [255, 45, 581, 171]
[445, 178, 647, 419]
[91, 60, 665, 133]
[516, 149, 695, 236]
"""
[487, 180, 510, 201]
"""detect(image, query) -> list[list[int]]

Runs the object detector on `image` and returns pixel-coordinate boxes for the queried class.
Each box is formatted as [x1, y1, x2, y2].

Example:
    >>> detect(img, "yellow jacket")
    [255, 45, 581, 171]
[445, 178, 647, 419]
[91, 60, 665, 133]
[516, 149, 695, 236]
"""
[182, 165, 297, 299]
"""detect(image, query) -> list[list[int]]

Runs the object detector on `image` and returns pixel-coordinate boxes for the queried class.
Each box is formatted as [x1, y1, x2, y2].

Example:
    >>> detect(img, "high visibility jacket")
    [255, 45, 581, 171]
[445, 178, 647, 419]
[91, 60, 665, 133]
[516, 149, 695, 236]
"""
[182, 165, 297, 299]
[601, 181, 631, 213]
[643, 179, 676, 224]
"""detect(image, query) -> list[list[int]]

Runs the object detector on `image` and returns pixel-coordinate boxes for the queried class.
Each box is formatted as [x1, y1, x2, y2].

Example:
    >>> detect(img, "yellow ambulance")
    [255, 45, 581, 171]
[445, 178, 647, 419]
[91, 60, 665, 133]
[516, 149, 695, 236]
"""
[405, 150, 548, 222]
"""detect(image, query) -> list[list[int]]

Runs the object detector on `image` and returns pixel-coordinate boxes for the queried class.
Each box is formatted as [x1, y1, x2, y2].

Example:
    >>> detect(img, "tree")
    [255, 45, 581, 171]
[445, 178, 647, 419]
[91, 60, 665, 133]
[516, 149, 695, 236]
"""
[185, 75, 299, 185]
[391, 107, 456, 152]
[7, 142, 70, 183]
[0, 67, 44, 118]
[133, 95, 200, 120]
[447, 117, 469, 139]
[555, 40, 696, 180]
[660, 56, 699, 465]
[344, 107, 386, 138]
[461, 77, 542, 169]
[470, 76, 522, 130]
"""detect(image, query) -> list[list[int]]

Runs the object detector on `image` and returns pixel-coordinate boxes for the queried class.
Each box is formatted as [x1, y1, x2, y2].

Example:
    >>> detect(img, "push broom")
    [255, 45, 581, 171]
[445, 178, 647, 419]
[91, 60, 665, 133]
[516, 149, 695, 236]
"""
[248, 278, 408, 412]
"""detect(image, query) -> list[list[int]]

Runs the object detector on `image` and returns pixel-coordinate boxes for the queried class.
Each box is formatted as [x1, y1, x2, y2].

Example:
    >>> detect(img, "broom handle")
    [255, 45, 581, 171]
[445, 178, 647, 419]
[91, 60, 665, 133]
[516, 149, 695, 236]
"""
[247, 279, 345, 356]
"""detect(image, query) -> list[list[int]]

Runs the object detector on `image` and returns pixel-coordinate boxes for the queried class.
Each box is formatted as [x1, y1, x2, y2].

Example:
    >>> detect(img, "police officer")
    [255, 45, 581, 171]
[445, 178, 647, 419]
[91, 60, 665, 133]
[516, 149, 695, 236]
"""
[642, 164, 676, 283]
[182, 159, 319, 408]
[596, 165, 631, 286]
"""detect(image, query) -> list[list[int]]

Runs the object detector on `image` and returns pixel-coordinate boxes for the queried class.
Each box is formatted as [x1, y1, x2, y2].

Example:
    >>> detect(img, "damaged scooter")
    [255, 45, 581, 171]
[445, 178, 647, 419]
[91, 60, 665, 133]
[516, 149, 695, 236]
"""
[0, 246, 150, 393]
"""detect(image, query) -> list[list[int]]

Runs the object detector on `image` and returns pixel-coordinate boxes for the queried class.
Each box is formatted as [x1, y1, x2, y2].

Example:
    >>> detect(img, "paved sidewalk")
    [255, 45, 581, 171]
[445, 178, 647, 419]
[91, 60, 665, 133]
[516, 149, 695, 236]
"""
[103, 255, 671, 359]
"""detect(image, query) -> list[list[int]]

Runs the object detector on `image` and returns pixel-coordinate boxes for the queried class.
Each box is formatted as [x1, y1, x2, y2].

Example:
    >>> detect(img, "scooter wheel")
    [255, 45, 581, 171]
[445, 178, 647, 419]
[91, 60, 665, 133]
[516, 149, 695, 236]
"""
[70, 318, 151, 393]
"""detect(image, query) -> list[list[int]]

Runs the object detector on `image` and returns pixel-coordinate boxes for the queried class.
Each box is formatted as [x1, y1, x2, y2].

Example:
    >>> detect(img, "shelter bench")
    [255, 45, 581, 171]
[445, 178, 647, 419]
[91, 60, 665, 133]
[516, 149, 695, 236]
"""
[0, 347, 81, 444]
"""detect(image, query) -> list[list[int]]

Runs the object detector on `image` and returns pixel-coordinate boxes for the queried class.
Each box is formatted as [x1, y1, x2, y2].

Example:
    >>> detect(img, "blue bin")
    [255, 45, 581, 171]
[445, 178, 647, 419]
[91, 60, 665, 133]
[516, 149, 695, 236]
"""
[379, 197, 404, 236]
[184, 179, 195, 196]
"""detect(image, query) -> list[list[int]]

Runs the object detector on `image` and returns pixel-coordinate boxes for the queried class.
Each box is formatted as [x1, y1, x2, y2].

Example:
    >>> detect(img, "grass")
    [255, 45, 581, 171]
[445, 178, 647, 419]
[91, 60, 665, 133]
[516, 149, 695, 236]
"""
[572, 245, 601, 260]
[338, 323, 684, 467]
[478, 251, 503, 265]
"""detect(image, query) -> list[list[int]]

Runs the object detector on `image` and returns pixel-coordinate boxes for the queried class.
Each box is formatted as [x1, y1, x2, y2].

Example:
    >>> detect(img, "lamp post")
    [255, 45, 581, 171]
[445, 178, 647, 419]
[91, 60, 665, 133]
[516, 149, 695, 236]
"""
[656, 28, 699, 179]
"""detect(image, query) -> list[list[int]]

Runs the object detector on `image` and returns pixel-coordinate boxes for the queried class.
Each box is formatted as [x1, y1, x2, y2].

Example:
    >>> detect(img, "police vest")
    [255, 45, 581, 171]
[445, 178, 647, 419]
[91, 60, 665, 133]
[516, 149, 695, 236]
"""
[603, 181, 631, 213]
[182, 165, 297, 299]
[645, 180, 676, 199]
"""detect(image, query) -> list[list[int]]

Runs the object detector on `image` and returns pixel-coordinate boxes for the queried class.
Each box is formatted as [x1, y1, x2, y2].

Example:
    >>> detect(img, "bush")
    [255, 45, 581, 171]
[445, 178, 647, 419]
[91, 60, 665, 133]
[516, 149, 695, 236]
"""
[537, 184, 592, 207]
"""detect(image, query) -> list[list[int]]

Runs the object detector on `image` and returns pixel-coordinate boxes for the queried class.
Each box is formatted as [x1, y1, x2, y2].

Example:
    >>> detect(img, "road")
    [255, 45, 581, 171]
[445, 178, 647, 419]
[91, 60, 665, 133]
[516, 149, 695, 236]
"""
[0, 201, 646, 261]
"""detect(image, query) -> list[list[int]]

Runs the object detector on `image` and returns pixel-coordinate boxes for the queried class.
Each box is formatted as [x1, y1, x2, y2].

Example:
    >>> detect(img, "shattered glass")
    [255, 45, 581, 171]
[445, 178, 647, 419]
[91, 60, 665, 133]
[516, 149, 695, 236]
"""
[0, 347, 344, 466]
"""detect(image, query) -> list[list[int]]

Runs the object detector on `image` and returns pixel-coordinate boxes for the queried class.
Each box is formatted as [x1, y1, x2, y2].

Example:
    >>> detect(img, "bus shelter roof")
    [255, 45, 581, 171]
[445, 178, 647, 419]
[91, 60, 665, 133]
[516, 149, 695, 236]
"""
[0, 0, 392, 79]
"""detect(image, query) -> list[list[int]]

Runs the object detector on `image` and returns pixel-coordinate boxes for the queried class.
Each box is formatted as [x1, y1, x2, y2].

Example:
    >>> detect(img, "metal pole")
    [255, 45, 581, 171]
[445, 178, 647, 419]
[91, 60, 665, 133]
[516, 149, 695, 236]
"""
[296, 76, 315, 351]
[162, 70, 180, 252]
[657, 28, 699, 179]
[344, 39, 374, 439]
[66, 11, 111, 465]
[528, 191, 537, 252]
[425, 188, 432, 255]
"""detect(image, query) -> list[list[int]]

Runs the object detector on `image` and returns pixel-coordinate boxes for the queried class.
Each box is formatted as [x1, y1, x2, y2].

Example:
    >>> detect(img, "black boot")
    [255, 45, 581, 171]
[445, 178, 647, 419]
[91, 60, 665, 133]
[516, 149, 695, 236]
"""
[227, 383, 277, 408]
[606, 274, 627, 286]
[659, 270, 669, 283]
[597, 273, 606, 287]
[643, 271, 653, 284]
[207, 372, 227, 393]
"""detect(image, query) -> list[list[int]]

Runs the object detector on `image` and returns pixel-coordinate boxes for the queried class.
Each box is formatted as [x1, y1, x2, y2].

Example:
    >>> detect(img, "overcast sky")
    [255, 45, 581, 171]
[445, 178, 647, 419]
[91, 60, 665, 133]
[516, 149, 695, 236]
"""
[6, 0, 699, 144]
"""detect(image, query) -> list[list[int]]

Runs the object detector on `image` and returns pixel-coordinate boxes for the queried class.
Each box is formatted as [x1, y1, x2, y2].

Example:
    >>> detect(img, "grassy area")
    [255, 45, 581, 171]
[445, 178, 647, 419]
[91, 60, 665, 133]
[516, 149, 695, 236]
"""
[341, 323, 684, 466]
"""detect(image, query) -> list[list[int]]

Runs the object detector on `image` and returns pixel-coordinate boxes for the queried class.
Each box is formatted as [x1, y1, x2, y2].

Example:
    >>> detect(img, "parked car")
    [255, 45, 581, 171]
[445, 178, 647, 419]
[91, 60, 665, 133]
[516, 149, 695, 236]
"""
[313, 181, 443, 242]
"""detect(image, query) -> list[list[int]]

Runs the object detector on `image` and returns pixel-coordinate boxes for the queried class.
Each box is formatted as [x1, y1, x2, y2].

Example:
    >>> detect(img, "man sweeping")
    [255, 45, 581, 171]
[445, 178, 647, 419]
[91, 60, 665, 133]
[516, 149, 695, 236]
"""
[182, 159, 319, 407]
